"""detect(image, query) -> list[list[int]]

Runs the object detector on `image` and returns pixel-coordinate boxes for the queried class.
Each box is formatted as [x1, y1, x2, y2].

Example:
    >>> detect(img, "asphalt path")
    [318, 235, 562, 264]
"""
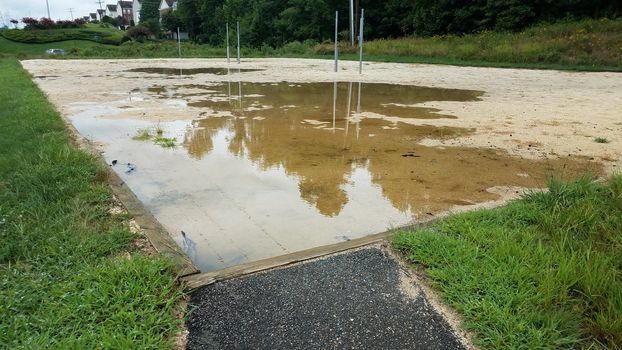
[186, 247, 466, 350]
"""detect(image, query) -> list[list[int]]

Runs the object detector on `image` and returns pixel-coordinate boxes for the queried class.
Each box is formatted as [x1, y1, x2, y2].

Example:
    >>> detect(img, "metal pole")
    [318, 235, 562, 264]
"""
[46, 0, 51, 19]
[177, 27, 181, 57]
[68, 8, 74, 20]
[334, 11, 338, 73]
[358, 9, 364, 74]
[236, 21, 240, 64]
[349, 0, 354, 46]
[226, 23, 230, 64]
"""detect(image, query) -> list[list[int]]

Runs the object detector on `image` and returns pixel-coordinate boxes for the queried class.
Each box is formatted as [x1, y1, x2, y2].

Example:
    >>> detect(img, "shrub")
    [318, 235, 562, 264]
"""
[126, 26, 151, 42]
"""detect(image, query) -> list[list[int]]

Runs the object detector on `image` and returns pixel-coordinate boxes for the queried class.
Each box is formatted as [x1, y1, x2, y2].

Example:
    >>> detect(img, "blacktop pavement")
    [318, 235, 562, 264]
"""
[185, 246, 467, 350]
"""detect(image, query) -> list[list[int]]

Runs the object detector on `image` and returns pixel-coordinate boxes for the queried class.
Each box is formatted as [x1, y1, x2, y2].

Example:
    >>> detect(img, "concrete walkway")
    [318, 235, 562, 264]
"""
[186, 247, 467, 350]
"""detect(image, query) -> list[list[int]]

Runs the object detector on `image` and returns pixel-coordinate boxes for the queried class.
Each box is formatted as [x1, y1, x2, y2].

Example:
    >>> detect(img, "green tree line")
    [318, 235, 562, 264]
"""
[177, 0, 621, 47]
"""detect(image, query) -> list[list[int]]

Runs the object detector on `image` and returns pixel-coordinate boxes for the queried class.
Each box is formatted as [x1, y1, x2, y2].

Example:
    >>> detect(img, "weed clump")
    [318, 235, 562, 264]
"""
[132, 127, 176, 148]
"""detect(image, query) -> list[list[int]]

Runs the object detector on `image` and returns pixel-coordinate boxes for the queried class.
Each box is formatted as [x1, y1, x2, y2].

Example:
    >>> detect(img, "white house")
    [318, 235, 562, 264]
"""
[106, 4, 119, 18]
[159, 0, 177, 16]
[132, 0, 142, 24]
[117, 1, 134, 23]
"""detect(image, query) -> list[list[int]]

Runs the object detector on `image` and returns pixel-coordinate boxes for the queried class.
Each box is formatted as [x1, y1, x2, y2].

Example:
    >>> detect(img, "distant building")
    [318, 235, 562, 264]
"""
[106, 4, 119, 18]
[132, 0, 142, 24]
[118, 1, 134, 24]
[159, 0, 177, 17]
[158, 0, 187, 40]
[89, 13, 97, 21]
[83, 16, 91, 21]
[97, 9, 106, 20]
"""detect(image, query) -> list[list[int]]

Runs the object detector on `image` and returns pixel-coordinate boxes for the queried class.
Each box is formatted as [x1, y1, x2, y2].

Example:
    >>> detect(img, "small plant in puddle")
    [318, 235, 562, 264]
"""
[155, 125, 164, 136]
[154, 136, 177, 148]
[133, 128, 152, 141]
[133, 127, 176, 148]
[594, 137, 610, 143]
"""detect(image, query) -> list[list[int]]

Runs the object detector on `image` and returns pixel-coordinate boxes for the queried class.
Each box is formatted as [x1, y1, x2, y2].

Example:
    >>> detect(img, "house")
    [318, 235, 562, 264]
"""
[132, 0, 142, 24]
[106, 4, 119, 18]
[158, 0, 188, 40]
[89, 13, 97, 21]
[97, 9, 106, 20]
[83, 16, 91, 22]
[159, 0, 177, 16]
[118, 1, 134, 24]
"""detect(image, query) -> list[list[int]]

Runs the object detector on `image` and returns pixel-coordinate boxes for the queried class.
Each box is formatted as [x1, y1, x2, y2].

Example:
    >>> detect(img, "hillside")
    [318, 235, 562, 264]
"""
[0, 24, 124, 45]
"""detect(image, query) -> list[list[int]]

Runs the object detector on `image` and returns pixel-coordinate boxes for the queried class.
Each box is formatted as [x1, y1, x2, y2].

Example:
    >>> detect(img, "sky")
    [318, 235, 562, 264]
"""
[0, 0, 105, 24]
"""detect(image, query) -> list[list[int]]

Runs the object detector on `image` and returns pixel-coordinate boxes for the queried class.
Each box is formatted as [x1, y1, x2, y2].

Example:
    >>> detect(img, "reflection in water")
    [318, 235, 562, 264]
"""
[170, 81, 600, 217]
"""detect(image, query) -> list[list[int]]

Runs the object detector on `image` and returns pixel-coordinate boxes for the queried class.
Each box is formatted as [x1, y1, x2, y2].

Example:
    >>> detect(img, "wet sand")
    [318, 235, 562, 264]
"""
[21, 58, 620, 271]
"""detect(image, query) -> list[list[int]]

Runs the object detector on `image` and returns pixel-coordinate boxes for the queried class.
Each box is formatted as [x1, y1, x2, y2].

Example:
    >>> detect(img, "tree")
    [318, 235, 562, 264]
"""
[161, 11, 184, 32]
[142, 19, 161, 36]
[139, 0, 161, 23]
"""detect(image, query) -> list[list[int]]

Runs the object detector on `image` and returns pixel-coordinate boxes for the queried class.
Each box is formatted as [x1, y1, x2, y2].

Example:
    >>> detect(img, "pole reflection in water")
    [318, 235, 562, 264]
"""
[344, 82, 353, 145]
[332, 81, 337, 133]
[356, 81, 362, 139]
[238, 80, 242, 111]
[227, 67, 232, 103]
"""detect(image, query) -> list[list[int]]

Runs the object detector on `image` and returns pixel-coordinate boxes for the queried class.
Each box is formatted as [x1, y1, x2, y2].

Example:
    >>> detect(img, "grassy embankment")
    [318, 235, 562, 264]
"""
[395, 176, 622, 349]
[326, 18, 622, 71]
[1, 23, 124, 45]
[0, 58, 184, 348]
[1, 18, 620, 71]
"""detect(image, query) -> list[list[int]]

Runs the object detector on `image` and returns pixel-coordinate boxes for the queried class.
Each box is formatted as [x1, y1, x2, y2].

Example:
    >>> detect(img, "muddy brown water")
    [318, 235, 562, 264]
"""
[179, 81, 597, 216]
[69, 80, 600, 271]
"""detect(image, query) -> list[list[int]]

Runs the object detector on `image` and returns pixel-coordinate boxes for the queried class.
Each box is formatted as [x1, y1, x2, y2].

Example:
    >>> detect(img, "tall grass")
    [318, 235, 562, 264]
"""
[314, 18, 622, 70]
[0, 58, 184, 348]
[394, 176, 622, 349]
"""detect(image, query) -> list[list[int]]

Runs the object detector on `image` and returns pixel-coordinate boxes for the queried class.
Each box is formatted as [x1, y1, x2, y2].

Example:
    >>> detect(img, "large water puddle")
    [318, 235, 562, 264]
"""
[70, 80, 599, 271]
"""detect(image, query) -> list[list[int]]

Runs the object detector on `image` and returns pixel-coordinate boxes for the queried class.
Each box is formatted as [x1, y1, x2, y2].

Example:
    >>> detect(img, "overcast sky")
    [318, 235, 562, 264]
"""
[0, 0, 103, 24]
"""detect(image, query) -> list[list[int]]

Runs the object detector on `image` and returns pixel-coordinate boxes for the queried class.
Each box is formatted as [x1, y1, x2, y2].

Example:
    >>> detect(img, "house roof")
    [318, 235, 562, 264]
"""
[97, 9, 106, 14]
[118, 1, 133, 9]
[165, 0, 175, 7]
[107, 4, 117, 11]
[89, 13, 97, 19]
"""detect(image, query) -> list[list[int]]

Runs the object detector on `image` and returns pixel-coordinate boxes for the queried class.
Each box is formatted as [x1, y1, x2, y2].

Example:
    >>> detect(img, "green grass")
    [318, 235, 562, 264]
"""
[0, 58, 184, 348]
[595, 137, 610, 144]
[0, 23, 124, 45]
[394, 176, 622, 349]
[133, 127, 177, 148]
[154, 137, 177, 148]
[314, 18, 622, 71]
[0, 36, 108, 58]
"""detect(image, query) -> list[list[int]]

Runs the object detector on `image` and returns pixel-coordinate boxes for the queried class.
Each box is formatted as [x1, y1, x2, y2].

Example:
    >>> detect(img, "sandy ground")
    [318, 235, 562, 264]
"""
[20, 58, 622, 271]
[22, 58, 622, 174]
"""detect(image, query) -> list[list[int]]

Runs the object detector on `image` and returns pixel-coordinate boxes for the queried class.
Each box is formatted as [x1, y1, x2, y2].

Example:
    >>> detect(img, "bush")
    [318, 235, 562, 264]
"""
[126, 25, 151, 42]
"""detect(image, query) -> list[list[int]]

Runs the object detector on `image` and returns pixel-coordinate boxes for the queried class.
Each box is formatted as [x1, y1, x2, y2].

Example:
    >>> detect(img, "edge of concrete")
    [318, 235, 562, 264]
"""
[34, 73, 201, 277]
